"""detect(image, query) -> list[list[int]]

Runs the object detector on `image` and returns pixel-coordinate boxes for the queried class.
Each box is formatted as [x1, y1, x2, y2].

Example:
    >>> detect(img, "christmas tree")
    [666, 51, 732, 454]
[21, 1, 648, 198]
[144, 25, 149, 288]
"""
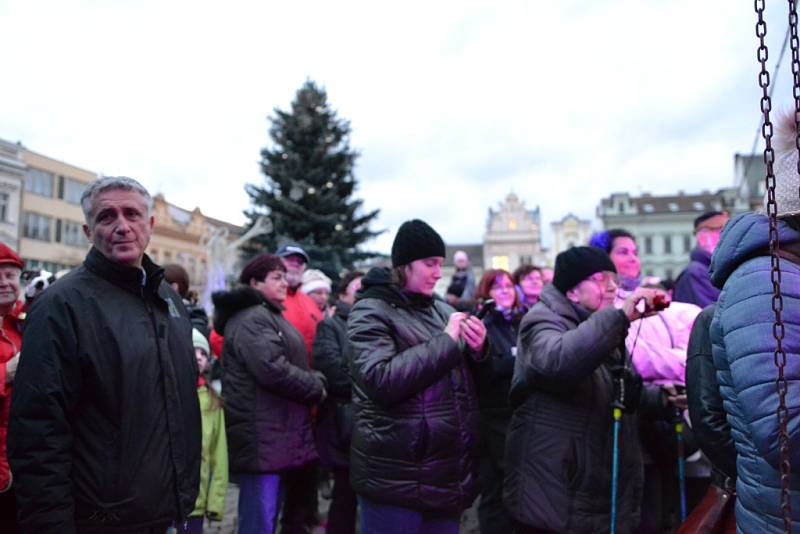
[244, 80, 383, 280]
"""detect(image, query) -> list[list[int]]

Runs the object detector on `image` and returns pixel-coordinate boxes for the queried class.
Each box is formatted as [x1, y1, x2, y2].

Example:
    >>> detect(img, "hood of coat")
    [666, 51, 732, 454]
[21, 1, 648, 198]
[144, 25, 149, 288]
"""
[709, 212, 800, 290]
[212, 286, 281, 334]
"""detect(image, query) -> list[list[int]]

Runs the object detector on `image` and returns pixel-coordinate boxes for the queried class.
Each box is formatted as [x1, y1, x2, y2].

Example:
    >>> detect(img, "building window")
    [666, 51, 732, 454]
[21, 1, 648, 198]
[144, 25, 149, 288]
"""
[508, 219, 518, 230]
[644, 236, 653, 255]
[63, 178, 86, 205]
[0, 192, 9, 222]
[643, 203, 655, 213]
[519, 255, 533, 266]
[62, 220, 88, 247]
[491, 256, 509, 270]
[666, 269, 674, 280]
[684, 234, 692, 253]
[664, 235, 672, 254]
[26, 168, 54, 197]
[23, 212, 51, 241]
[668, 202, 680, 212]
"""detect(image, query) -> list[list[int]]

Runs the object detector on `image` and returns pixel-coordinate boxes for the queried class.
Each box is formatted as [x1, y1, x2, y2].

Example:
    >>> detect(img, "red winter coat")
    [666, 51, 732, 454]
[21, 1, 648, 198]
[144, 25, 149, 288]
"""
[282, 288, 322, 360]
[0, 301, 23, 492]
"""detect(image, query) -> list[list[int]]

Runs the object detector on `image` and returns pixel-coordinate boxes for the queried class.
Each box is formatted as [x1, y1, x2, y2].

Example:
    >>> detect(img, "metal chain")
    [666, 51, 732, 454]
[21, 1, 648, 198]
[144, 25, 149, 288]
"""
[757, 1, 792, 531]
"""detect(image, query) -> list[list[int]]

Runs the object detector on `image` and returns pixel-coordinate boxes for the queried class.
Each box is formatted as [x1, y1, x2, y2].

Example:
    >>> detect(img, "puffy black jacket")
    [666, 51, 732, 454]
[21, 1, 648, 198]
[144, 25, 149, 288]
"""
[8, 247, 201, 533]
[347, 268, 481, 514]
[504, 284, 645, 533]
[312, 302, 354, 469]
[686, 304, 737, 481]
[214, 287, 324, 474]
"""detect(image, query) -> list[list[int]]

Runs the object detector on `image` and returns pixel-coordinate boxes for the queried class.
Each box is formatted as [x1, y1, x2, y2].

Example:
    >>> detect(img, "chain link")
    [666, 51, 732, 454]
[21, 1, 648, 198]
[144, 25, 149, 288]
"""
[757, 1, 792, 531]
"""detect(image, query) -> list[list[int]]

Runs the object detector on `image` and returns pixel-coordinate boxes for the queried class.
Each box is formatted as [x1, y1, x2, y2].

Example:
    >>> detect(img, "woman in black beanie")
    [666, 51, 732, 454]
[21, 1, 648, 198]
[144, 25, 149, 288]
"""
[347, 219, 487, 534]
[504, 246, 671, 534]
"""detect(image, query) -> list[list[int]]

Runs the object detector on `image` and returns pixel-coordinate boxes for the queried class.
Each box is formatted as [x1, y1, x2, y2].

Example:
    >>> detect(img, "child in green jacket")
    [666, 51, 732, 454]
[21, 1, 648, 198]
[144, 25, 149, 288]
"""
[179, 329, 228, 534]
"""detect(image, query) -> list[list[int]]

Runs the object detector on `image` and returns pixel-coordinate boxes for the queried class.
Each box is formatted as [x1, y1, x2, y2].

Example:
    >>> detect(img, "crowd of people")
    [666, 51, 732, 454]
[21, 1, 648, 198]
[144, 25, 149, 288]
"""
[2, 122, 800, 533]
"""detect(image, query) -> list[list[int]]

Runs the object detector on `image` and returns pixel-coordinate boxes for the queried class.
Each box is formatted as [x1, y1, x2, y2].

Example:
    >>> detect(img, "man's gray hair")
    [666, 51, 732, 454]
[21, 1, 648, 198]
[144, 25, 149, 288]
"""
[80, 176, 153, 224]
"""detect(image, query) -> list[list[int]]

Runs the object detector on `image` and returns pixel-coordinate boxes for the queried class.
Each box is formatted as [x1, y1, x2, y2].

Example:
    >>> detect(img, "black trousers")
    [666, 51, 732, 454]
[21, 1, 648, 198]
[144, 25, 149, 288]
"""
[0, 488, 19, 534]
[326, 468, 357, 534]
[280, 461, 320, 534]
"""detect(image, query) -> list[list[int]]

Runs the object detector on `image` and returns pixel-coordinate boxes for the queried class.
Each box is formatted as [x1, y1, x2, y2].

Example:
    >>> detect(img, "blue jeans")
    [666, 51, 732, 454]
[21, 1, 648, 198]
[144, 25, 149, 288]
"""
[357, 496, 460, 534]
[237, 473, 281, 534]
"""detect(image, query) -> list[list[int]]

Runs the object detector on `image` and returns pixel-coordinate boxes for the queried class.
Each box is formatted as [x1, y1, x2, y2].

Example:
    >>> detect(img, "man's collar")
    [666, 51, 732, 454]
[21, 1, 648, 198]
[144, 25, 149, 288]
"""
[84, 247, 164, 295]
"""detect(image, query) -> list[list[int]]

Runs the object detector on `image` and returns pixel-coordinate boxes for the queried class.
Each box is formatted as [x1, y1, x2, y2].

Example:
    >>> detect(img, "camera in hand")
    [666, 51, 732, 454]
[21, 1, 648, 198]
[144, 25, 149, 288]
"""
[475, 299, 496, 320]
[646, 293, 670, 313]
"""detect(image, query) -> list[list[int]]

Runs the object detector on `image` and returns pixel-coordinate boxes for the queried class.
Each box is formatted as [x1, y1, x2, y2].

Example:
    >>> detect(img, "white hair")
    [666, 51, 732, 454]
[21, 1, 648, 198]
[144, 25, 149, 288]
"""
[80, 176, 152, 225]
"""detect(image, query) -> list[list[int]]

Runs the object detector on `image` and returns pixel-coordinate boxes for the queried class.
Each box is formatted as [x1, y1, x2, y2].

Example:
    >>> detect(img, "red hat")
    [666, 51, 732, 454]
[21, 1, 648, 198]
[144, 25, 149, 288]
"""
[0, 243, 23, 269]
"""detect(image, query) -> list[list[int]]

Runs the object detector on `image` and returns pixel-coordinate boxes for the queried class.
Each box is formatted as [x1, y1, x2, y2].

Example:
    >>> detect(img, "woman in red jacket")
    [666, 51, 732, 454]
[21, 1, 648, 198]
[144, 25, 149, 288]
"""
[0, 244, 25, 533]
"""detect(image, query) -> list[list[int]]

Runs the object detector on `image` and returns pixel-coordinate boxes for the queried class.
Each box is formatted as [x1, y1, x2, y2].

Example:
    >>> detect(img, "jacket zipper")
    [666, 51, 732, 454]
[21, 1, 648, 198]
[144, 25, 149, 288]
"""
[143, 290, 186, 523]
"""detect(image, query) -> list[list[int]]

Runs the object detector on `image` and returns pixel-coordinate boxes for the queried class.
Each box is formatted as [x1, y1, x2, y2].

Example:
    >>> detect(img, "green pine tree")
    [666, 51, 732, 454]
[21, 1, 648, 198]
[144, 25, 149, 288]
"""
[244, 80, 382, 280]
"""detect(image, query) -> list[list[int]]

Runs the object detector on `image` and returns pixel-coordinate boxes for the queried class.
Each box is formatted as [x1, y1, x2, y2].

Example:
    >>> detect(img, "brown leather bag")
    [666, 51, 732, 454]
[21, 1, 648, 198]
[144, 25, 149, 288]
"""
[677, 484, 736, 534]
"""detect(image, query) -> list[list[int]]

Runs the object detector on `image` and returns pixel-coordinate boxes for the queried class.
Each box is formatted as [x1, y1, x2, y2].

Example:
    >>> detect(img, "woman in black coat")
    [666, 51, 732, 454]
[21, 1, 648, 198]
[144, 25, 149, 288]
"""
[347, 219, 487, 534]
[312, 270, 363, 534]
[471, 269, 523, 534]
[213, 253, 327, 534]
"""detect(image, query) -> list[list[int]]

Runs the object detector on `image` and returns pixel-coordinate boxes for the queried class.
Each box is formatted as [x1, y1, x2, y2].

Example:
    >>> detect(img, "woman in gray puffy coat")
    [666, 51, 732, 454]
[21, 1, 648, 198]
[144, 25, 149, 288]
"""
[347, 219, 487, 534]
[504, 246, 671, 533]
[213, 253, 327, 534]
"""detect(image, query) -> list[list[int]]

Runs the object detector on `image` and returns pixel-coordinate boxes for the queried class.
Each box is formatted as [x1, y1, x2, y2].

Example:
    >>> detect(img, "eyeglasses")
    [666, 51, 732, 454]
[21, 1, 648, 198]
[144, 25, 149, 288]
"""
[587, 271, 619, 288]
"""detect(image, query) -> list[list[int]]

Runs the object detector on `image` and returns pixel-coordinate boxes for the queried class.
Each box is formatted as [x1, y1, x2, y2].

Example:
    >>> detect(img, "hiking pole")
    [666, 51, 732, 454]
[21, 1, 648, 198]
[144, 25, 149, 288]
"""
[610, 403, 623, 534]
[675, 408, 687, 522]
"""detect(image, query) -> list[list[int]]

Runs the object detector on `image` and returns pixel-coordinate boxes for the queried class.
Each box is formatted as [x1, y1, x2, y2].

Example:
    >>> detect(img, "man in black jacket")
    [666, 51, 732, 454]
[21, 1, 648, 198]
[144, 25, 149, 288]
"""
[8, 176, 201, 533]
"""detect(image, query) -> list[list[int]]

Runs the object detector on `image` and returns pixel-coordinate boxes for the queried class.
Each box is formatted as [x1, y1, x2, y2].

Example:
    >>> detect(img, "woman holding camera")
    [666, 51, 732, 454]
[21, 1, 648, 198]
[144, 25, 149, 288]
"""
[347, 219, 487, 534]
[472, 269, 523, 533]
[504, 247, 668, 533]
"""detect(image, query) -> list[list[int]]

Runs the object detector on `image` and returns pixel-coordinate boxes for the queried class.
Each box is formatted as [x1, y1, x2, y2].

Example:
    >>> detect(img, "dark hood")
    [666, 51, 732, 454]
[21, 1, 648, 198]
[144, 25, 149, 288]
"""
[709, 212, 800, 289]
[356, 267, 435, 309]
[212, 286, 281, 335]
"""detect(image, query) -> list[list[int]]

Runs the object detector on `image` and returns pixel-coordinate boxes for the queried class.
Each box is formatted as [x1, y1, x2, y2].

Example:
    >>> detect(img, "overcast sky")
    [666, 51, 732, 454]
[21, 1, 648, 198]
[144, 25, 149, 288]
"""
[1, 1, 795, 253]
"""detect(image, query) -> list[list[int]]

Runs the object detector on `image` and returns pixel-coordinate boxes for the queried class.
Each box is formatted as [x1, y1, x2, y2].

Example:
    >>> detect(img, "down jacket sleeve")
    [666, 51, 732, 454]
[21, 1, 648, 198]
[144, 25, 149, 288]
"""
[516, 305, 630, 387]
[686, 304, 737, 479]
[8, 293, 81, 534]
[713, 261, 800, 470]
[348, 299, 463, 407]
[235, 311, 323, 405]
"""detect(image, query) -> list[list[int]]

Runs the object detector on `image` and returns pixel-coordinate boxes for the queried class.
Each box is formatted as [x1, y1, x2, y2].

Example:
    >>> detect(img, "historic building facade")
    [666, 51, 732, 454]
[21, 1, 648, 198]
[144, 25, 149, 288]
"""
[18, 143, 97, 273]
[550, 213, 592, 255]
[0, 140, 25, 252]
[482, 192, 549, 272]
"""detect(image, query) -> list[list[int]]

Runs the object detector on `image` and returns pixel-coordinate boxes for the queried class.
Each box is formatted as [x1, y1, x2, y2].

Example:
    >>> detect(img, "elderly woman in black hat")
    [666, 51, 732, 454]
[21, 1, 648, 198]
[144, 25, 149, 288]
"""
[347, 219, 487, 534]
[504, 246, 670, 534]
[212, 253, 327, 534]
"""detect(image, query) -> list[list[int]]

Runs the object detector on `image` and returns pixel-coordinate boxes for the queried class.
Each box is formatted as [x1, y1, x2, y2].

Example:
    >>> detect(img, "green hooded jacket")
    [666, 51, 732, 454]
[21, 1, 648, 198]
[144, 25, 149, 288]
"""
[191, 386, 228, 520]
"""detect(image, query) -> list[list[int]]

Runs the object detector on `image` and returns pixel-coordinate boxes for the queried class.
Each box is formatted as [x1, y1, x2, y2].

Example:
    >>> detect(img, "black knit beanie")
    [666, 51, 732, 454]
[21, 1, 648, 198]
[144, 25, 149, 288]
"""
[553, 246, 617, 294]
[391, 219, 446, 267]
